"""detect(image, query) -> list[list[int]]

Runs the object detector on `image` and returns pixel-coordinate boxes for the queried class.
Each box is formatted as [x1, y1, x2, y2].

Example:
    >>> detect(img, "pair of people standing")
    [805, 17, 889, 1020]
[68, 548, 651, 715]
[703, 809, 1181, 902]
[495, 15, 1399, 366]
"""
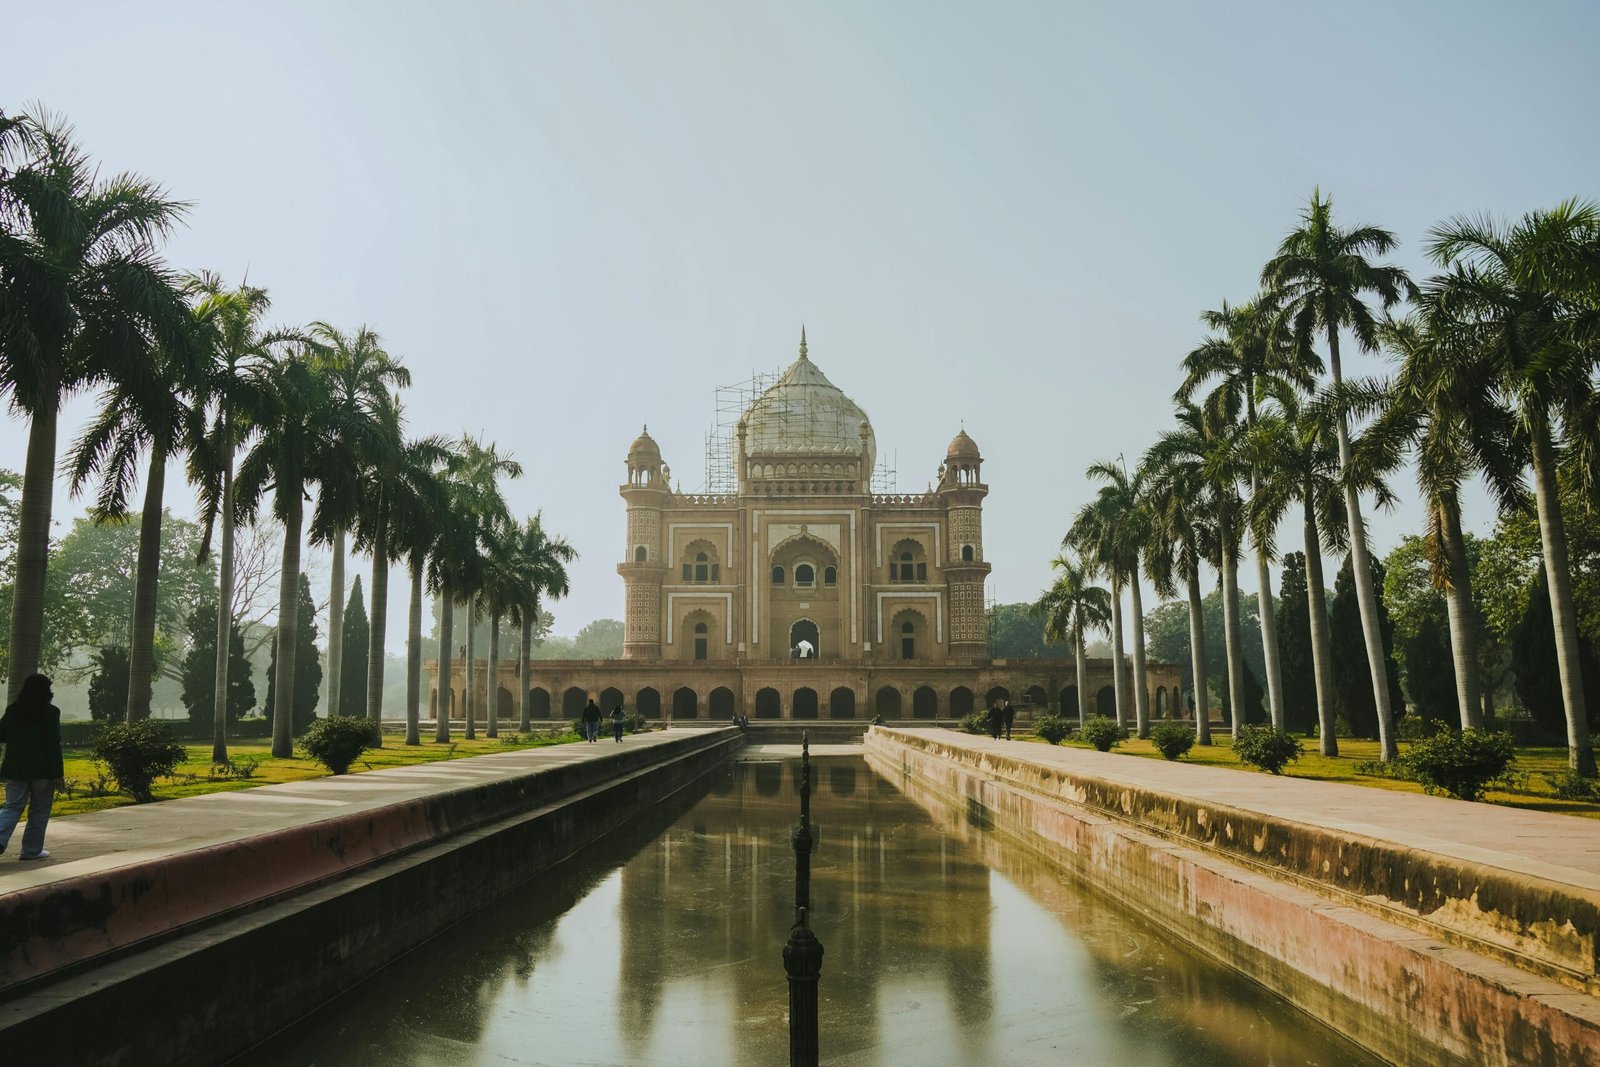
[580, 699, 627, 743]
[986, 702, 1015, 740]
[0, 674, 64, 861]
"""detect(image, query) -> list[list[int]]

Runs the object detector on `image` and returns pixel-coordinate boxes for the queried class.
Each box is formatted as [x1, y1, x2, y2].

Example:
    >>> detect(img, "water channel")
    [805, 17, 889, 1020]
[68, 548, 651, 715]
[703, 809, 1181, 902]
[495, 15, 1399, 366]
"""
[238, 753, 1383, 1066]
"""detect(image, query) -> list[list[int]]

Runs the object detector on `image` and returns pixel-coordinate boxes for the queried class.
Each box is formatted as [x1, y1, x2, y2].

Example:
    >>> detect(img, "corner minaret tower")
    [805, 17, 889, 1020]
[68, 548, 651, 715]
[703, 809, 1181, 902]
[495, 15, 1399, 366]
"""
[939, 428, 991, 659]
[619, 427, 670, 659]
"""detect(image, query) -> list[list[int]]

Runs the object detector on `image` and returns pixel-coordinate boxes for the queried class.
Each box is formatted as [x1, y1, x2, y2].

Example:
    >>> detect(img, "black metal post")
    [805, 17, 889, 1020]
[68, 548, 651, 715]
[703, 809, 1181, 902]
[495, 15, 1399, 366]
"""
[784, 732, 823, 1067]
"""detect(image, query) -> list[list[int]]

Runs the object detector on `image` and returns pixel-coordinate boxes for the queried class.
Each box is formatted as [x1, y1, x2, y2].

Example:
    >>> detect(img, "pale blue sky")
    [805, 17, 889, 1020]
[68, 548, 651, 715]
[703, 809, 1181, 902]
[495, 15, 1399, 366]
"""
[4, 1, 1597, 645]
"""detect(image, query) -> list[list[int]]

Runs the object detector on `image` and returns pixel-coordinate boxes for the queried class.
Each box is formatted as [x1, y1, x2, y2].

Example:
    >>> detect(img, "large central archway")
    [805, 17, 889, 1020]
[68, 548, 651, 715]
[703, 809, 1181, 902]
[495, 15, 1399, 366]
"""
[789, 619, 820, 658]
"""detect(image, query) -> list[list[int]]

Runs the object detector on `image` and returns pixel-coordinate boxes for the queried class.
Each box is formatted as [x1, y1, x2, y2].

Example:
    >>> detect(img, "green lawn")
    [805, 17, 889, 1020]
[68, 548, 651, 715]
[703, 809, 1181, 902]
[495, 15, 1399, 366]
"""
[55, 729, 584, 817]
[1024, 732, 1600, 819]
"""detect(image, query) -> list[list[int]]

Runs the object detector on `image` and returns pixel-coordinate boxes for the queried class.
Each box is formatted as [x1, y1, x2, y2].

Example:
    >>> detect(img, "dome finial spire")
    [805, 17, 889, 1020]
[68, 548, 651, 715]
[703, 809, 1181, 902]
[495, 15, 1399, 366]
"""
[799, 324, 808, 361]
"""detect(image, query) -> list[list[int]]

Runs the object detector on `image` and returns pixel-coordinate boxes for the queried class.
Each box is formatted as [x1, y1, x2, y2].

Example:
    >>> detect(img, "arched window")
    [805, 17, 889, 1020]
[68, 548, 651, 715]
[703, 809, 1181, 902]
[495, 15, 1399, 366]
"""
[680, 542, 720, 584]
[634, 545, 647, 563]
[694, 621, 708, 661]
[890, 540, 928, 583]
[898, 551, 915, 582]
[901, 620, 916, 660]
[961, 544, 974, 562]
[823, 566, 837, 585]
[795, 563, 815, 587]
[771, 565, 785, 585]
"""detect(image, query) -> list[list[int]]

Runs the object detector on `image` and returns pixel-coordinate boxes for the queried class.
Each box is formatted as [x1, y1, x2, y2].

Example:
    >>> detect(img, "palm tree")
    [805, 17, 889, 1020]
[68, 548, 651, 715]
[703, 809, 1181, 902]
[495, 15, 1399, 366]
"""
[478, 516, 522, 739]
[1032, 553, 1112, 728]
[0, 108, 192, 701]
[307, 323, 409, 719]
[1140, 424, 1218, 744]
[510, 513, 576, 732]
[1262, 188, 1415, 760]
[386, 436, 454, 745]
[1178, 297, 1320, 730]
[186, 273, 300, 762]
[1423, 201, 1600, 773]
[237, 351, 333, 756]
[1070, 460, 1153, 736]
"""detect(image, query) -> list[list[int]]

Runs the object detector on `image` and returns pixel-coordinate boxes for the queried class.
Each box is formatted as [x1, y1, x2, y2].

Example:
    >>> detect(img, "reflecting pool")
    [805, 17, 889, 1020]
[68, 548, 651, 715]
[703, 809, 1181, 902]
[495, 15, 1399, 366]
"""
[239, 755, 1382, 1066]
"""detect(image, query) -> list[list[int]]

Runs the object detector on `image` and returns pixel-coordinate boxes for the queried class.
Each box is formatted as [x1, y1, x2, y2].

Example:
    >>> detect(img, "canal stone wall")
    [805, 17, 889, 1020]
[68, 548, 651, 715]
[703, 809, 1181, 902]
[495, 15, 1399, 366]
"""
[866, 727, 1600, 1067]
[0, 728, 742, 1066]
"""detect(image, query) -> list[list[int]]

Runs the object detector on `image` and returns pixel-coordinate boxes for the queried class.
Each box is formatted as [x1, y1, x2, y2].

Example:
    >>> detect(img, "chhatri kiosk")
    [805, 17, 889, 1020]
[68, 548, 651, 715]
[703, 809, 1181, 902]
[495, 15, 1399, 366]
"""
[430, 332, 1181, 723]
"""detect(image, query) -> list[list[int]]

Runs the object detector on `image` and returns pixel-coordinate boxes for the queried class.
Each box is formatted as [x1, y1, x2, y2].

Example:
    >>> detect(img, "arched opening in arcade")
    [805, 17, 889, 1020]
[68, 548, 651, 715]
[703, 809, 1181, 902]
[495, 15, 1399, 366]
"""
[527, 687, 550, 720]
[1155, 686, 1169, 718]
[709, 686, 736, 720]
[1097, 686, 1116, 716]
[1024, 685, 1048, 711]
[563, 687, 587, 718]
[755, 687, 781, 719]
[635, 687, 661, 719]
[673, 686, 698, 719]
[985, 686, 1010, 708]
[600, 686, 624, 714]
[497, 687, 513, 719]
[913, 686, 938, 719]
[793, 687, 819, 719]
[829, 687, 856, 719]
[875, 686, 902, 717]
[789, 618, 820, 659]
[1060, 686, 1078, 718]
[950, 687, 974, 718]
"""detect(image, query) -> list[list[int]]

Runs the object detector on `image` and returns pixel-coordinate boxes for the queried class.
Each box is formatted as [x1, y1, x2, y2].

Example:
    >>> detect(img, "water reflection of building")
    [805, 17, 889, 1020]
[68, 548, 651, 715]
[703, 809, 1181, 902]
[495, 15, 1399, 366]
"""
[426, 331, 1182, 723]
[616, 757, 995, 1064]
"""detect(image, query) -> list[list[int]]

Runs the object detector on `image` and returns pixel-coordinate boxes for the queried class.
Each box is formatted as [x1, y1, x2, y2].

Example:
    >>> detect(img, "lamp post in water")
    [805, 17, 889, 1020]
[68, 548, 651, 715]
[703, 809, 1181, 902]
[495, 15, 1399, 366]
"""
[784, 732, 824, 1067]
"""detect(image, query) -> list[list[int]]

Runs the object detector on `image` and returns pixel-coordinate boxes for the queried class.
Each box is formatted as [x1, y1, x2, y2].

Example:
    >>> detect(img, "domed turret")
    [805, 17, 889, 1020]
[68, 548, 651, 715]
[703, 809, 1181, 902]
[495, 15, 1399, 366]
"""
[628, 426, 662, 466]
[743, 329, 877, 476]
[946, 429, 981, 463]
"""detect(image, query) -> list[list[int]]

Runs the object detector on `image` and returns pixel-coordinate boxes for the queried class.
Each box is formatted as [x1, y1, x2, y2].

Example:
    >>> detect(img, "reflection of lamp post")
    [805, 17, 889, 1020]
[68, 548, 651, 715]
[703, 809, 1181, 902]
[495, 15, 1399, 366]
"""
[784, 733, 823, 1066]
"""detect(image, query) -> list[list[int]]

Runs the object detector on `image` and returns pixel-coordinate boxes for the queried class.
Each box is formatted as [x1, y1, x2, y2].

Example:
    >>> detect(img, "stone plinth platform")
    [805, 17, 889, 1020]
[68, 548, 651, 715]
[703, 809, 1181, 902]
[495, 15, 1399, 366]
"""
[868, 727, 1600, 1067]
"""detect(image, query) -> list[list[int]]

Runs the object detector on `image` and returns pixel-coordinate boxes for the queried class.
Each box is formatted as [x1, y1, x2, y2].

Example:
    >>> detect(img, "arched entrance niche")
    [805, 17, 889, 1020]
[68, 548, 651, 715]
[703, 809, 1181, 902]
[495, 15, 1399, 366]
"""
[562, 686, 587, 718]
[875, 686, 901, 717]
[497, 687, 514, 719]
[793, 687, 819, 719]
[985, 686, 1010, 707]
[527, 687, 550, 720]
[1024, 685, 1048, 710]
[635, 687, 661, 719]
[755, 687, 781, 719]
[1155, 686, 1168, 717]
[829, 687, 856, 719]
[1096, 686, 1116, 716]
[673, 686, 698, 719]
[710, 686, 735, 720]
[789, 619, 820, 658]
[950, 687, 974, 717]
[600, 686, 624, 714]
[913, 686, 938, 719]
[1060, 686, 1078, 718]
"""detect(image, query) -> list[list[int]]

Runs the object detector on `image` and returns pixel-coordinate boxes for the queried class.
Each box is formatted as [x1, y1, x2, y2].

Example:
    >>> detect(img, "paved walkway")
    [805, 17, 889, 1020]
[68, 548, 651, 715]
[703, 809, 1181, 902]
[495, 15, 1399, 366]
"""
[0, 730, 696, 897]
[908, 731, 1600, 894]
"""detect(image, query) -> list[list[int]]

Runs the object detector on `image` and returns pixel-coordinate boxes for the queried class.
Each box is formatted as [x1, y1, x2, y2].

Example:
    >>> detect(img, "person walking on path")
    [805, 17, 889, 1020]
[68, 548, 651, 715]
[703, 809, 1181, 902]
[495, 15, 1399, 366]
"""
[610, 704, 626, 743]
[987, 704, 1004, 740]
[582, 699, 602, 743]
[1003, 702, 1015, 740]
[0, 674, 64, 861]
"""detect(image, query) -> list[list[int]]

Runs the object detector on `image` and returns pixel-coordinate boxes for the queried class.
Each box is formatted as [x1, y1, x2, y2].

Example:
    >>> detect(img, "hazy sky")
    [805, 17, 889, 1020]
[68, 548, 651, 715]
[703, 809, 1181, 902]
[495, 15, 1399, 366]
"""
[4, 1, 1598, 650]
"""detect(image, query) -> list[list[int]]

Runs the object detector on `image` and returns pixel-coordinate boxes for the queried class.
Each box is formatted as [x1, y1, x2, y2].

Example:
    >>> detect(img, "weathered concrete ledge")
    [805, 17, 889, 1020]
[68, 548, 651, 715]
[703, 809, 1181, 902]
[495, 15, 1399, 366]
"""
[0, 728, 740, 1065]
[867, 727, 1600, 1067]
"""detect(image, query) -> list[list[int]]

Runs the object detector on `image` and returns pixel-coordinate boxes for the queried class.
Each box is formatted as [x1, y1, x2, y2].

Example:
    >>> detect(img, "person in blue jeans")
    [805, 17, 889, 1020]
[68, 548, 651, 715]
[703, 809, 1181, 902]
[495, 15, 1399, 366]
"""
[581, 699, 602, 742]
[0, 674, 64, 861]
[610, 704, 626, 742]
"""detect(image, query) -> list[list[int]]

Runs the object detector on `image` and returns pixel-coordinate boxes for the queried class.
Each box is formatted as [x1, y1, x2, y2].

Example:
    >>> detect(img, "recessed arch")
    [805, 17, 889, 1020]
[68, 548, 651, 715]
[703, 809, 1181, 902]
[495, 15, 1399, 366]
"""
[1024, 685, 1048, 710]
[829, 687, 856, 719]
[755, 687, 781, 719]
[634, 545, 647, 563]
[1096, 686, 1116, 716]
[562, 686, 588, 718]
[793, 687, 818, 720]
[527, 686, 551, 720]
[710, 686, 736, 720]
[1060, 686, 1079, 718]
[497, 686, 513, 718]
[875, 686, 902, 717]
[913, 686, 938, 719]
[635, 687, 661, 718]
[985, 686, 1010, 707]
[673, 686, 698, 719]
[1155, 686, 1169, 717]
[949, 686, 974, 717]
[600, 686, 624, 714]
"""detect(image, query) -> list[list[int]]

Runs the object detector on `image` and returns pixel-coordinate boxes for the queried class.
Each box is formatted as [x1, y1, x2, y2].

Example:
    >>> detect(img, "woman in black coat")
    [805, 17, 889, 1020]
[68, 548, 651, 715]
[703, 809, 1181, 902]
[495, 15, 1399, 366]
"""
[0, 674, 65, 861]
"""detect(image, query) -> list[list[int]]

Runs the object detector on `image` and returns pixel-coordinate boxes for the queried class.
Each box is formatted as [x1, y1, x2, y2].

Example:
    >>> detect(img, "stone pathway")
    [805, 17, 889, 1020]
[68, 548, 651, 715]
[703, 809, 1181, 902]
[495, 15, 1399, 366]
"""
[0, 730, 697, 896]
[920, 731, 1600, 892]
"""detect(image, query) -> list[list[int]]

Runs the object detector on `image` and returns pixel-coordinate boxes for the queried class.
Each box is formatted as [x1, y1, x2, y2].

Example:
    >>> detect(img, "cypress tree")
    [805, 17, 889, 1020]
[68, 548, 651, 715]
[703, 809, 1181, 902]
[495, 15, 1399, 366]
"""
[87, 645, 130, 722]
[338, 577, 369, 717]
[265, 574, 324, 734]
[1402, 614, 1458, 727]
[180, 601, 256, 731]
[1511, 570, 1600, 737]
[1276, 553, 1318, 735]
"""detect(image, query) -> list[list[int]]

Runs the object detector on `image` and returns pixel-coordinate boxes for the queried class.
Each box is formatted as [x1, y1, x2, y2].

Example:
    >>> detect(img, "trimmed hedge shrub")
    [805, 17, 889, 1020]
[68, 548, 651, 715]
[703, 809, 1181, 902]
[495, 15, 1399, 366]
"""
[959, 710, 991, 735]
[1032, 714, 1070, 745]
[93, 720, 187, 802]
[1398, 729, 1516, 802]
[1149, 721, 1196, 761]
[300, 716, 381, 775]
[1079, 716, 1123, 752]
[1233, 725, 1303, 775]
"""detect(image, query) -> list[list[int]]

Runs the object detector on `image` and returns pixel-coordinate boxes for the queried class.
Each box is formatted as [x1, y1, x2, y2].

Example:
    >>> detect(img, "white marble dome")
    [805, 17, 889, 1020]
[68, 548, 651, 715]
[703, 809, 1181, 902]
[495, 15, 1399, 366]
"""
[742, 333, 877, 472]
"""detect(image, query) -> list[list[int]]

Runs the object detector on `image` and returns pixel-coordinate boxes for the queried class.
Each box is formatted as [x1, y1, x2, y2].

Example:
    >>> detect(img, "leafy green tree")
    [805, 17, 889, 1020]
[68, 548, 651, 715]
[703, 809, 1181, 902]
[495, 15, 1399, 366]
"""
[180, 601, 255, 731]
[87, 645, 130, 722]
[263, 573, 323, 736]
[337, 577, 369, 717]
[1512, 571, 1600, 739]
[987, 603, 1059, 658]
[1403, 615, 1458, 726]
[1143, 590, 1267, 716]
[570, 619, 625, 659]
[1276, 553, 1318, 735]
[1331, 557, 1404, 739]
[1382, 536, 1449, 675]
[0, 109, 192, 702]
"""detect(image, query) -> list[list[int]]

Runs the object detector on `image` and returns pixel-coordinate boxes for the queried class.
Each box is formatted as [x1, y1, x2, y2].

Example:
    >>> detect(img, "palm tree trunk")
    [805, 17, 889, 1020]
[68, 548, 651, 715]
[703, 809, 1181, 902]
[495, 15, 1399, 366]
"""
[405, 553, 422, 745]
[1109, 574, 1127, 727]
[1219, 515, 1246, 736]
[124, 441, 167, 721]
[1530, 426, 1596, 775]
[1252, 468, 1286, 730]
[1128, 576, 1151, 738]
[519, 616, 532, 732]
[1438, 496, 1483, 730]
[327, 524, 346, 716]
[435, 582, 453, 743]
[1303, 503, 1338, 756]
[7, 394, 59, 703]
[1186, 559, 1211, 745]
[1074, 630, 1088, 729]
[271, 487, 304, 758]
[464, 603, 477, 740]
[212, 427, 236, 763]
[365, 512, 388, 745]
[486, 614, 500, 738]
[1328, 328, 1398, 760]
